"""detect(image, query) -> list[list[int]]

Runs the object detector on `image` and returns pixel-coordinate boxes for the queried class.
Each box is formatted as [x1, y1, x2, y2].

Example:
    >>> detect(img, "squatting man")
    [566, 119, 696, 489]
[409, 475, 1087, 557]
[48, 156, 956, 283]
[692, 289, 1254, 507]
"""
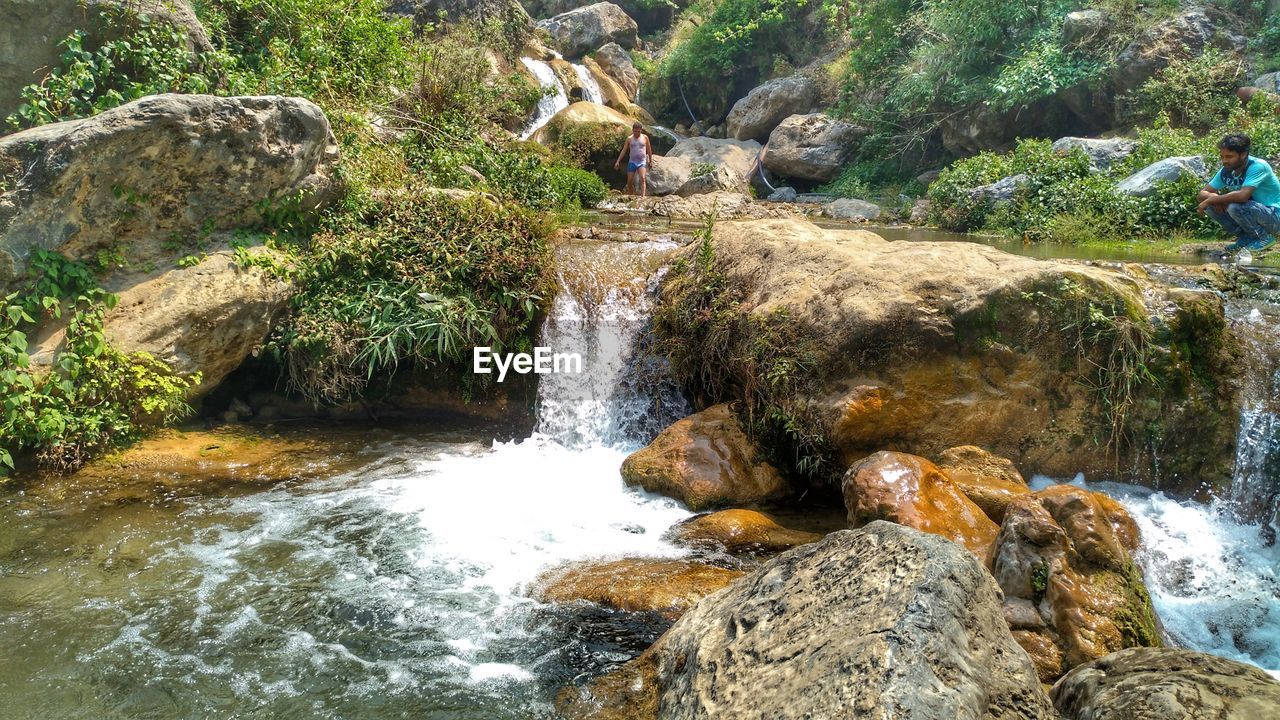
[1197, 132, 1280, 255]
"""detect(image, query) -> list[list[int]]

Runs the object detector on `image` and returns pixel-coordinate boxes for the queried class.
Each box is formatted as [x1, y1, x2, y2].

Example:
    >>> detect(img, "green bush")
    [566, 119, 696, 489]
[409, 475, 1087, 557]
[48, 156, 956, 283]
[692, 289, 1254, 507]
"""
[547, 166, 609, 208]
[278, 192, 555, 403]
[6, 7, 217, 129]
[1122, 49, 1246, 132]
[1, 252, 198, 474]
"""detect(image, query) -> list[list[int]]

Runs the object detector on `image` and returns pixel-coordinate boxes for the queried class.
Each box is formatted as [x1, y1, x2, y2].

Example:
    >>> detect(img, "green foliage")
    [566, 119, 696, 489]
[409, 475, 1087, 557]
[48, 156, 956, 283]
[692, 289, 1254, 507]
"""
[196, 0, 413, 105]
[1, 252, 197, 475]
[652, 218, 840, 484]
[1122, 49, 1246, 132]
[816, 164, 874, 199]
[690, 162, 716, 177]
[989, 31, 1103, 112]
[6, 7, 216, 129]
[278, 192, 555, 404]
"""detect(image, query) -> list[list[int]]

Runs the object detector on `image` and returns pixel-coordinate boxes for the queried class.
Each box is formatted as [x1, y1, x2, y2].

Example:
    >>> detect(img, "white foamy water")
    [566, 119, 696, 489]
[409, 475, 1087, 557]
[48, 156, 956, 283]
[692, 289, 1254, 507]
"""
[571, 63, 604, 105]
[519, 57, 569, 140]
[1031, 475, 1280, 678]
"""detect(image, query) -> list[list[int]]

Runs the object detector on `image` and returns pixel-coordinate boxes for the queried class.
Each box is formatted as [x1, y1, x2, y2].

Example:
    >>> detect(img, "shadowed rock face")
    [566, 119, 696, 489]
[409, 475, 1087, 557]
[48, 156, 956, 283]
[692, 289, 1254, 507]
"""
[563, 522, 1056, 720]
[621, 404, 791, 511]
[1051, 647, 1280, 720]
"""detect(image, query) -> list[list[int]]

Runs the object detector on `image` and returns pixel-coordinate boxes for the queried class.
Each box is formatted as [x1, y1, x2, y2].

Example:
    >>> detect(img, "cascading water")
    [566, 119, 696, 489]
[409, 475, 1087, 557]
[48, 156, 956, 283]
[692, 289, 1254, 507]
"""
[1226, 300, 1280, 532]
[0, 239, 692, 717]
[518, 57, 569, 140]
[570, 64, 604, 106]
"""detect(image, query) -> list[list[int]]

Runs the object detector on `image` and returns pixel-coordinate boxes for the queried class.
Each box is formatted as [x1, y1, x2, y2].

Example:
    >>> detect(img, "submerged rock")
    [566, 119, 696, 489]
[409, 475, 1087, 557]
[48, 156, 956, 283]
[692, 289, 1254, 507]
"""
[621, 404, 791, 511]
[725, 75, 818, 142]
[533, 558, 742, 620]
[665, 509, 822, 554]
[536, 2, 638, 58]
[1051, 647, 1280, 719]
[568, 523, 1055, 720]
[992, 485, 1158, 682]
[0, 94, 340, 285]
[843, 451, 1000, 560]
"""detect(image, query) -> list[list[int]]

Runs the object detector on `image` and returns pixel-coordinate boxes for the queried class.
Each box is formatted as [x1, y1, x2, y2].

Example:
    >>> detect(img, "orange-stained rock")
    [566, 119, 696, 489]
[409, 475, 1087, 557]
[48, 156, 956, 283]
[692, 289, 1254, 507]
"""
[558, 650, 659, 720]
[533, 558, 743, 620]
[666, 509, 823, 554]
[938, 445, 1031, 524]
[990, 486, 1159, 683]
[621, 404, 791, 511]
[841, 451, 1000, 560]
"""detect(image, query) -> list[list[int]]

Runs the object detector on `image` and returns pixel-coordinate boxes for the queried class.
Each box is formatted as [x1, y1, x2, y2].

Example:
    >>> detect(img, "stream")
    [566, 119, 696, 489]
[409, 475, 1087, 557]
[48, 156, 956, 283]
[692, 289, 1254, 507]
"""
[1, 230, 1278, 717]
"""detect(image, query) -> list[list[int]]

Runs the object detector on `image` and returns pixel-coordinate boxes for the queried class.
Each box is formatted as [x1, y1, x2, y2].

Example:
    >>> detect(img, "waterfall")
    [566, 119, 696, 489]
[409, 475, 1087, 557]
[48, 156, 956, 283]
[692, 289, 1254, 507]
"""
[650, 125, 684, 144]
[1226, 302, 1280, 534]
[519, 57, 569, 140]
[570, 63, 604, 105]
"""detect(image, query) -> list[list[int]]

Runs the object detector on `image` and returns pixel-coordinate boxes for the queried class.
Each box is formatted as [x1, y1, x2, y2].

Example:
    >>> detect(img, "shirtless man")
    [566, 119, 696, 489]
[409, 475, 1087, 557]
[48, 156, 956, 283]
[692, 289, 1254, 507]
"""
[614, 123, 652, 196]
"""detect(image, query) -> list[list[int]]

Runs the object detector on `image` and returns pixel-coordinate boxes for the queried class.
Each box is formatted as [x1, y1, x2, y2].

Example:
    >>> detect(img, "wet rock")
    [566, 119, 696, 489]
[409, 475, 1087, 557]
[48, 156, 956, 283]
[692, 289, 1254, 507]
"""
[822, 198, 881, 221]
[1116, 156, 1209, 197]
[593, 42, 639, 100]
[991, 486, 1159, 683]
[639, 523, 1055, 719]
[843, 451, 1000, 560]
[0, 94, 339, 285]
[0, 0, 211, 120]
[766, 186, 797, 202]
[938, 446, 1030, 524]
[725, 75, 818, 142]
[1052, 137, 1138, 171]
[763, 113, 864, 182]
[665, 509, 822, 554]
[533, 558, 742, 620]
[1051, 647, 1280, 719]
[536, 2, 638, 58]
[621, 404, 791, 510]
[645, 155, 692, 196]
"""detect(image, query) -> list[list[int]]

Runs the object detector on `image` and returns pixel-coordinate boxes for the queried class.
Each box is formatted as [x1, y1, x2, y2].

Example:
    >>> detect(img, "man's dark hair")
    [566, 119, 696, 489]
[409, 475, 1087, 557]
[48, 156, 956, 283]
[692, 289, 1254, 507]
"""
[1219, 133, 1251, 154]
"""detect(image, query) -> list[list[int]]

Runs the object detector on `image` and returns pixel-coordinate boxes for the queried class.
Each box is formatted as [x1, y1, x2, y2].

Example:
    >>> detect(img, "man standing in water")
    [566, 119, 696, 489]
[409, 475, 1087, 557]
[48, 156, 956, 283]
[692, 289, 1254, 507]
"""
[1197, 133, 1280, 254]
[614, 123, 652, 196]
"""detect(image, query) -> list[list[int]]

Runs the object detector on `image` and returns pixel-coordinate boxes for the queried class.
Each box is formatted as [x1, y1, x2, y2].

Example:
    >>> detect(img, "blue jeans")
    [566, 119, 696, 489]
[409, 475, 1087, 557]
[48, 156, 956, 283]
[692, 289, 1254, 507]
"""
[1205, 201, 1280, 246]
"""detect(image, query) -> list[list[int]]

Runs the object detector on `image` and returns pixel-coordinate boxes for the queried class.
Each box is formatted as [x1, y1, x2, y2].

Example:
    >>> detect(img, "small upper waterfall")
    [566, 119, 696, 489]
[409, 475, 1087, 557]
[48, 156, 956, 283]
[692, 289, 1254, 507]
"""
[1226, 300, 1280, 534]
[570, 63, 604, 105]
[519, 57, 569, 139]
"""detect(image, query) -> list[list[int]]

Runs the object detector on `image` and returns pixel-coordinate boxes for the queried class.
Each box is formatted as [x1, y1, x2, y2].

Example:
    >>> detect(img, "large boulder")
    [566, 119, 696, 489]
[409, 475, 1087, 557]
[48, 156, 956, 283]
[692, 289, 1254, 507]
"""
[653, 218, 1239, 494]
[1111, 8, 1246, 97]
[593, 42, 639, 100]
[666, 136, 761, 182]
[675, 165, 748, 197]
[1051, 647, 1280, 719]
[1052, 137, 1138, 171]
[620, 404, 791, 511]
[843, 451, 1000, 560]
[821, 197, 882, 221]
[1116, 156, 1209, 197]
[645, 155, 692, 196]
[0, 94, 340, 285]
[763, 113, 864, 182]
[536, 2, 638, 59]
[725, 75, 817, 142]
[992, 485, 1158, 683]
[564, 523, 1056, 719]
[0, 0, 212, 121]
[531, 101, 634, 178]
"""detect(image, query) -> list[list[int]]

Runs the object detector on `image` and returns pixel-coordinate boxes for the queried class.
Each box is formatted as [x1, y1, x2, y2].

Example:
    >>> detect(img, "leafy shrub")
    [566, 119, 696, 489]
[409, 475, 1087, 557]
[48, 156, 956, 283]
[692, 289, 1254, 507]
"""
[989, 32, 1102, 112]
[1122, 49, 1246, 132]
[547, 166, 609, 208]
[278, 192, 555, 403]
[1, 252, 197, 474]
[6, 7, 217, 129]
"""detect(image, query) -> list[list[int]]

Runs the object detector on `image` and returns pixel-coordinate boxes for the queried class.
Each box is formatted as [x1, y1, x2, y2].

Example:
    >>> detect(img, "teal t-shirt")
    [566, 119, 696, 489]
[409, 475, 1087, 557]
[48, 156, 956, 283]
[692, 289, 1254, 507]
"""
[1209, 156, 1280, 208]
